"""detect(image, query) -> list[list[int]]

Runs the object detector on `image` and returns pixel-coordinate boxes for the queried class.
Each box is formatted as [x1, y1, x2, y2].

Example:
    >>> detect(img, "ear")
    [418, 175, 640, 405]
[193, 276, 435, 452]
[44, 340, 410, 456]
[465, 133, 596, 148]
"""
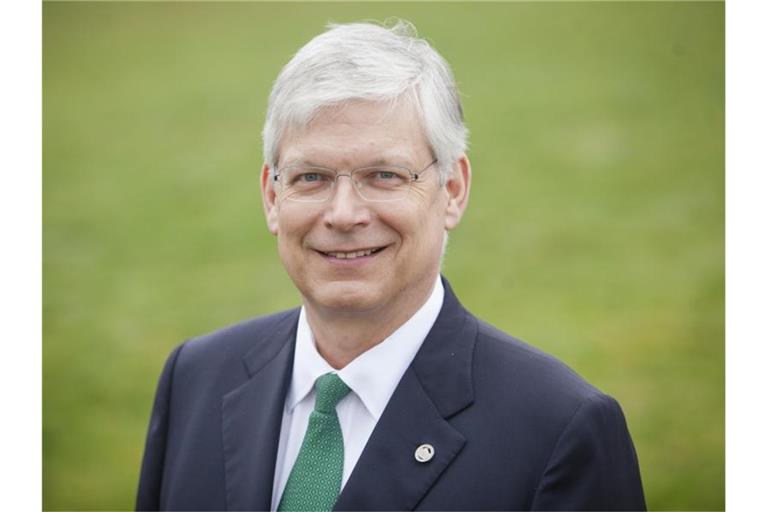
[443, 154, 472, 231]
[260, 163, 280, 235]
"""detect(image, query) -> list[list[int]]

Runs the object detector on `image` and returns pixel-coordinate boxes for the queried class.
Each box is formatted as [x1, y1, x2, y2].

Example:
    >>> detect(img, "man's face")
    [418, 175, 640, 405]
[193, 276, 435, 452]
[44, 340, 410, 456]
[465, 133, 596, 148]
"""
[262, 100, 470, 316]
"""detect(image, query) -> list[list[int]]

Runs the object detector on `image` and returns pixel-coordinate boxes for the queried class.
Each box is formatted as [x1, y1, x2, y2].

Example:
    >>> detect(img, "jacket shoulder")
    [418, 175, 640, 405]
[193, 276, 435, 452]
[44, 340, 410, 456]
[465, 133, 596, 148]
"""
[473, 317, 606, 411]
[184, 308, 298, 354]
[171, 308, 299, 385]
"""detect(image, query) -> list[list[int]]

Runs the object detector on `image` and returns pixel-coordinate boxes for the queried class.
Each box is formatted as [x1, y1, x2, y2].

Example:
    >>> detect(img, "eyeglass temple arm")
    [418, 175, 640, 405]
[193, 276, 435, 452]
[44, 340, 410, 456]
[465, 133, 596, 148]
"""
[413, 159, 439, 181]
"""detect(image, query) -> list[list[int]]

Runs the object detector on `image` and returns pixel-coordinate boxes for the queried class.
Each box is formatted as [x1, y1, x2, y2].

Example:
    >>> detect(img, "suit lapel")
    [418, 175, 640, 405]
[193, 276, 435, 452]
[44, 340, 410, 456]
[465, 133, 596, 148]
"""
[221, 310, 299, 511]
[335, 278, 478, 511]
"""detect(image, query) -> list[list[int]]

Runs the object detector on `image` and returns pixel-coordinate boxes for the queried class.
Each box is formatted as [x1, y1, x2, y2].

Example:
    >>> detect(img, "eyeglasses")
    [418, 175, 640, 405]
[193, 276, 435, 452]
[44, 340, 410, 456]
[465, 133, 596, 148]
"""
[273, 159, 438, 203]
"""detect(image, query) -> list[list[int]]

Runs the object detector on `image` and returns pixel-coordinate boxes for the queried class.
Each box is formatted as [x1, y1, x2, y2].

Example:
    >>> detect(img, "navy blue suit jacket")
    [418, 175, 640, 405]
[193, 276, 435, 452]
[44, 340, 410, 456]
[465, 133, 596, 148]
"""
[136, 279, 646, 510]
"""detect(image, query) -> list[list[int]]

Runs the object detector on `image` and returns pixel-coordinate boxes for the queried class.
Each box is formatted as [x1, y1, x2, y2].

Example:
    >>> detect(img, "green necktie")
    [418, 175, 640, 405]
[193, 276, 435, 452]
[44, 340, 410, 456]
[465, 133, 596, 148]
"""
[278, 373, 351, 512]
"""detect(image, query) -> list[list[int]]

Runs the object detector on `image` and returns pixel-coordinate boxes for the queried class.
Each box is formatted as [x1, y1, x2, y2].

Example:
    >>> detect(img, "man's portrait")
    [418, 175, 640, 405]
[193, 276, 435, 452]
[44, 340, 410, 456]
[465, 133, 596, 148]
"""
[42, 2, 724, 511]
[135, 19, 645, 510]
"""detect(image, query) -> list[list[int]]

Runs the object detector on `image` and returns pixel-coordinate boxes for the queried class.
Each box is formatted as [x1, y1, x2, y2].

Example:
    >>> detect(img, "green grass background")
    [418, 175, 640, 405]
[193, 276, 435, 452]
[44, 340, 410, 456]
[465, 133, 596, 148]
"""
[43, 1, 724, 510]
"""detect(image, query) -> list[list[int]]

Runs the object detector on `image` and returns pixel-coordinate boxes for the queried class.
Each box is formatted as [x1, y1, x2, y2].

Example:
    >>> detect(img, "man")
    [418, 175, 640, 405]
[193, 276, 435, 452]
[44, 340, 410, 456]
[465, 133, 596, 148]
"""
[136, 21, 646, 511]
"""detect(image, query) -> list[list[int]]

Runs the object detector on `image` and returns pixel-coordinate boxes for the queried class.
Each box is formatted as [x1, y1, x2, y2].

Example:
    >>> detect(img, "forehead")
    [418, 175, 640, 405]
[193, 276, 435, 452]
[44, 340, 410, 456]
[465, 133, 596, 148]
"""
[278, 100, 432, 168]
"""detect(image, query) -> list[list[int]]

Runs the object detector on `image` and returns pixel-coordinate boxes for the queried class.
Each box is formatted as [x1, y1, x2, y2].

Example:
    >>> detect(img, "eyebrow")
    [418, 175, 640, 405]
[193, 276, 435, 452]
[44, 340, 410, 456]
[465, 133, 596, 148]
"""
[279, 160, 333, 170]
[279, 156, 416, 170]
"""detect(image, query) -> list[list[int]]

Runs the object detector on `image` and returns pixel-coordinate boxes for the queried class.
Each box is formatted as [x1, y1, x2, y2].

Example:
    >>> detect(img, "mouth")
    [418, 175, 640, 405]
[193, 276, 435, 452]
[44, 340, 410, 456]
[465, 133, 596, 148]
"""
[316, 246, 388, 260]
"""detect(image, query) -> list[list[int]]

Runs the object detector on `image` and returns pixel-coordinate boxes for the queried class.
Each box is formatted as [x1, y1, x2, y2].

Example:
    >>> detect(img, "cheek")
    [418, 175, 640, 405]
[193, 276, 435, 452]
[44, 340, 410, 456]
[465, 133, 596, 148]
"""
[391, 212, 445, 257]
[276, 213, 311, 255]
[277, 203, 315, 233]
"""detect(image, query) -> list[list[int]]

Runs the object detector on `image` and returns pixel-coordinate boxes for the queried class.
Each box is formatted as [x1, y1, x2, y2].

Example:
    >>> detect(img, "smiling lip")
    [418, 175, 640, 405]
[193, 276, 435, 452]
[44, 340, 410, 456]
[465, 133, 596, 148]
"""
[315, 246, 387, 260]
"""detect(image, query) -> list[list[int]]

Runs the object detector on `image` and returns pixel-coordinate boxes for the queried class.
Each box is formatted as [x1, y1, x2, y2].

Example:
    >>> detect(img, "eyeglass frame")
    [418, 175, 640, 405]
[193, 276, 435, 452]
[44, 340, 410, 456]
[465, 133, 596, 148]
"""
[272, 158, 439, 203]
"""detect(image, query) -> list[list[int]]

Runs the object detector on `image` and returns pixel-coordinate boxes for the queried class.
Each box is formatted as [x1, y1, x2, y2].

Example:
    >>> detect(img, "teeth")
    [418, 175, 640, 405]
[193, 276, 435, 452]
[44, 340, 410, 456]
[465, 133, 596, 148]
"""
[326, 248, 377, 259]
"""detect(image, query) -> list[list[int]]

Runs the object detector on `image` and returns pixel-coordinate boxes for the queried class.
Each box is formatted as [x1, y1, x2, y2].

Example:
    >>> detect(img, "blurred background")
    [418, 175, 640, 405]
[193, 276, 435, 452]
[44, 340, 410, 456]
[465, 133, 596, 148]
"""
[43, 2, 724, 510]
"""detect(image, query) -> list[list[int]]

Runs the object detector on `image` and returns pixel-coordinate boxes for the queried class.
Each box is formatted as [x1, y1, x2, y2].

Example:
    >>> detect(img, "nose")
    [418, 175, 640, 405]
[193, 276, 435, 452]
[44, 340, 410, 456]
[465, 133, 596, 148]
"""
[322, 176, 372, 231]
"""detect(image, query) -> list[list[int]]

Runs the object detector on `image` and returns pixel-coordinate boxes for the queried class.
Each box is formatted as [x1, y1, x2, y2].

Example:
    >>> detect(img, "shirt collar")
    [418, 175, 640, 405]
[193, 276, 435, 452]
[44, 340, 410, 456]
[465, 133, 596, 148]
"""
[285, 307, 336, 412]
[286, 275, 445, 420]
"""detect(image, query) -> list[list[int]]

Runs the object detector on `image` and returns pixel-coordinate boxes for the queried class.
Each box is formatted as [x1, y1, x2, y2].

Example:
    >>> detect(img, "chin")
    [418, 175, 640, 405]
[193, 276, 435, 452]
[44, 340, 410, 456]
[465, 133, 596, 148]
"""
[307, 280, 385, 313]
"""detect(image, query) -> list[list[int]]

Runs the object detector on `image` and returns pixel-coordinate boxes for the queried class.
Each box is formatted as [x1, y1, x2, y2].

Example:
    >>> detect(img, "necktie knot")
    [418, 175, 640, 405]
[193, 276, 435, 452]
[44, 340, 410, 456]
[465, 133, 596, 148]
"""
[314, 373, 351, 414]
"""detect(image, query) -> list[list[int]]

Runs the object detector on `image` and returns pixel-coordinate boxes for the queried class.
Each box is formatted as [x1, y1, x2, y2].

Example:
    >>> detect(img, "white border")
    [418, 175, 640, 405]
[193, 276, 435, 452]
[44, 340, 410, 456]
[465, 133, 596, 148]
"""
[6, 0, 754, 508]
[0, 0, 42, 509]
[726, 0, 768, 510]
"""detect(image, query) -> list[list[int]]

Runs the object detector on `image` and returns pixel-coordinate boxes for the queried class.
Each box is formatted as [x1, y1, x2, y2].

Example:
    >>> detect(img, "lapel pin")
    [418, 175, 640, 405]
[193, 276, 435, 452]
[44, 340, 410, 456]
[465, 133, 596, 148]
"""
[415, 443, 435, 463]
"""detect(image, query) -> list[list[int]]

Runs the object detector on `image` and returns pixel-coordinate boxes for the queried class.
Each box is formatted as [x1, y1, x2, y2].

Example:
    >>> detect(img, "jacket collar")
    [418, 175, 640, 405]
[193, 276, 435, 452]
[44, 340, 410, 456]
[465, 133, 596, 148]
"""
[410, 276, 476, 418]
[222, 309, 298, 511]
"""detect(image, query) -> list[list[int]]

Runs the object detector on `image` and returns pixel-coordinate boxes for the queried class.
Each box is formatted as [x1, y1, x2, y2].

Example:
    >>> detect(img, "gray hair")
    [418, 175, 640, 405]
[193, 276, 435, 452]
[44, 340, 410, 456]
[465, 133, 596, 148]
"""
[262, 20, 468, 184]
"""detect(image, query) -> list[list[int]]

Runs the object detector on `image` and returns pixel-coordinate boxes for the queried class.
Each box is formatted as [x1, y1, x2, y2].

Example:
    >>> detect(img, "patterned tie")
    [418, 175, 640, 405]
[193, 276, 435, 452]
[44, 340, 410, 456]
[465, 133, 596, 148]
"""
[278, 373, 351, 512]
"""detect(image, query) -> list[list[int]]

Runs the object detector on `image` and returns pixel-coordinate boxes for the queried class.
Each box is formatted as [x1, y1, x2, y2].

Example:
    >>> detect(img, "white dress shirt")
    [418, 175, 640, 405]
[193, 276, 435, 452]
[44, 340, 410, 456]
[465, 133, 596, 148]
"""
[270, 276, 445, 510]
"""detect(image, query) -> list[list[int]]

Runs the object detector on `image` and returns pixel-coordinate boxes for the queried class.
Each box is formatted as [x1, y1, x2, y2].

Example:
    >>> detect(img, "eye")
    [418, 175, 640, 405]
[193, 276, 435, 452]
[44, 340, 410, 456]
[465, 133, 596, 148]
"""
[300, 173, 321, 182]
[377, 171, 397, 180]
[287, 169, 332, 186]
[356, 167, 410, 189]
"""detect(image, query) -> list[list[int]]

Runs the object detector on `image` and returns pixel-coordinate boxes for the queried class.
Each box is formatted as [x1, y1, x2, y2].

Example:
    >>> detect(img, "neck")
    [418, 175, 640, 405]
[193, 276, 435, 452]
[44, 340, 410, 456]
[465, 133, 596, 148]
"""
[304, 277, 438, 369]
